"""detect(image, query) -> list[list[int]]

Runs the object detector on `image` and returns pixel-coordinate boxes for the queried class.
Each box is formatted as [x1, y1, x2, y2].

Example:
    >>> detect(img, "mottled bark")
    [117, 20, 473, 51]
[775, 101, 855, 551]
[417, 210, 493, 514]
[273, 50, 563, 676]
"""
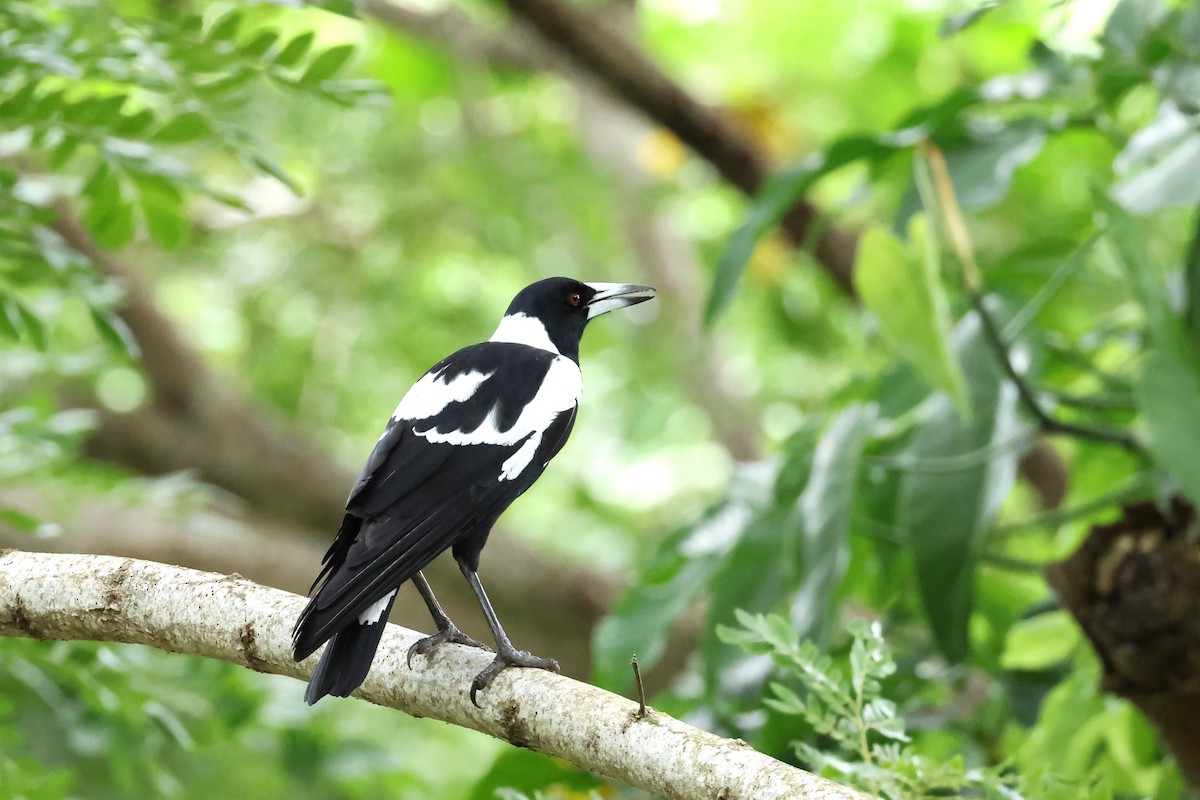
[1047, 497, 1200, 787]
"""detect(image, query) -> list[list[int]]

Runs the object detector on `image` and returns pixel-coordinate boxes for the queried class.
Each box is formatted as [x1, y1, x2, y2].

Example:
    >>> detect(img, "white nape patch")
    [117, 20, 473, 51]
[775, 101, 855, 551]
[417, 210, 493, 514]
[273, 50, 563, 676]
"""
[358, 590, 396, 625]
[393, 369, 494, 421]
[416, 357, 581, 449]
[489, 313, 558, 354]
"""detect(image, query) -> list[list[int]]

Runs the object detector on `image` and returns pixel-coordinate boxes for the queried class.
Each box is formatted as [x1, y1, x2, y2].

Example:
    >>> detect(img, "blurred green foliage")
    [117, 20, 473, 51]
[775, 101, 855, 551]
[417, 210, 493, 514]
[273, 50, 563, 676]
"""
[2, 0, 1199, 796]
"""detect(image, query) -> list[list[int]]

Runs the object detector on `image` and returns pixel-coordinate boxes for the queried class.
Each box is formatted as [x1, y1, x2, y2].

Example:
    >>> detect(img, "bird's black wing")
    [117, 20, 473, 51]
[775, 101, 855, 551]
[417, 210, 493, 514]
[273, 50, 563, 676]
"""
[293, 342, 580, 658]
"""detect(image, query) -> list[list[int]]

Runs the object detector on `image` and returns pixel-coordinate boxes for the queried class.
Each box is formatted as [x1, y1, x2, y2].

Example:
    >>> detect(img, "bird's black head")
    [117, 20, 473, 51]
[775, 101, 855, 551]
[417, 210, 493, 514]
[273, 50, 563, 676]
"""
[491, 277, 655, 361]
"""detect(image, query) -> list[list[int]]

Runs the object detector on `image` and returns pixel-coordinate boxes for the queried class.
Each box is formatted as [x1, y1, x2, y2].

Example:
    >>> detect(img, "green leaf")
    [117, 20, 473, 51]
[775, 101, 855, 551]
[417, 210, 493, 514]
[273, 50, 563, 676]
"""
[31, 88, 65, 121]
[1103, 0, 1167, 56]
[896, 314, 1023, 661]
[196, 184, 253, 212]
[207, 11, 242, 42]
[180, 14, 204, 34]
[300, 44, 356, 85]
[0, 506, 41, 533]
[0, 294, 19, 341]
[152, 111, 213, 144]
[113, 109, 155, 137]
[134, 175, 188, 250]
[1102, 200, 1190, 358]
[940, 2, 1001, 38]
[88, 306, 140, 360]
[6, 297, 46, 349]
[273, 32, 314, 68]
[1000, 610, 1080, 671]
[240, 29, 280, 60]
[314, 79, 389, 108]
[0, 81, 37, 118]
[1112, 102, 1200, 214]
[855, 221, 969, 416]
[141, 202, 188, 250]
[790, 404, 876, 640]
[1187, 211, 1200, 342]
[705, 135, 901, 324]
[1135, 349, 1200, 505]
[249, 153, 302, 194]
[194, 68, 256, 97]
[939, 120, 1047, 211]
[48, 134, 80, 168]
[86, 188, 136, 250]
[306, 0, 358, 17]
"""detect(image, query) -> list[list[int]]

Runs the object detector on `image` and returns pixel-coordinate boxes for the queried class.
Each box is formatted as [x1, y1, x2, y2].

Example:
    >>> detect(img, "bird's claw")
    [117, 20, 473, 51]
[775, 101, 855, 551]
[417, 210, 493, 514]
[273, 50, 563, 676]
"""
[469, 648, 560, 707]
[406, 626, 491, 669]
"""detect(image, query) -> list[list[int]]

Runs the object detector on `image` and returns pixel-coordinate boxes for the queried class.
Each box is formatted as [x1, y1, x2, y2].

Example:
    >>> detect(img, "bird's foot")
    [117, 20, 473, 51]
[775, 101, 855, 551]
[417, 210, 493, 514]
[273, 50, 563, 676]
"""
[407, 625, 491, 668]
[470, 646, 560, 707]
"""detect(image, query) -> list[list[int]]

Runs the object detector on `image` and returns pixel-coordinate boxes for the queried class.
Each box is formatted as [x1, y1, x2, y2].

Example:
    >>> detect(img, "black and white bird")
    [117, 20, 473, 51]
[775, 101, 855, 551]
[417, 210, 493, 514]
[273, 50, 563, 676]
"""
[293, 277, 654, 706]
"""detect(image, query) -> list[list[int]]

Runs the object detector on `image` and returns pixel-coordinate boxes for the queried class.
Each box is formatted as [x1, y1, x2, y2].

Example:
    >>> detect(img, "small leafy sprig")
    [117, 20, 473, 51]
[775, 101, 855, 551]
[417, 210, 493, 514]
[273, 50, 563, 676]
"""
[719, 612, 1024, 799]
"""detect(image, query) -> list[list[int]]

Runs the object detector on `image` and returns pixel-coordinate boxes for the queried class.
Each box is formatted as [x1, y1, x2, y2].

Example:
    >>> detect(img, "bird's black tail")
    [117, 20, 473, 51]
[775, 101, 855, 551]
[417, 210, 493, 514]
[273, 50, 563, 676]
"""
[302, 592, 397, 705]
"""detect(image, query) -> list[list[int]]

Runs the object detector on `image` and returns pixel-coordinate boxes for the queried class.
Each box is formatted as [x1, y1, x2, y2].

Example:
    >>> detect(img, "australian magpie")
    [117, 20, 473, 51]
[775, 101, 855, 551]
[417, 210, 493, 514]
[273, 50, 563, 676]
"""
[293, 277, 655, 706]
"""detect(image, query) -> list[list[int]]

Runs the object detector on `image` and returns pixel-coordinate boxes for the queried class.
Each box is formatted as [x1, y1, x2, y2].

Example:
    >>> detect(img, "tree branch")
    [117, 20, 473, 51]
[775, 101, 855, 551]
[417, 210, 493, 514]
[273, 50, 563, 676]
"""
[1047, 498, 1200, 788]
[969, 292, 1145, 453]
[0, 550, 864, 800]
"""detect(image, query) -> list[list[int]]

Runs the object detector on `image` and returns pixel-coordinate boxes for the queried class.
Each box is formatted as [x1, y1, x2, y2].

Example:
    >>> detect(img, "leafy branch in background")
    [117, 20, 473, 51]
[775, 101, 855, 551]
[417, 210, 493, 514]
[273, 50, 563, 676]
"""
[720, 613, 1023, 800]
[0, 1, 380, 512]
[0, 1, 378, 352]
[592, 1, 1196, 794]
[914, 141, 1145, 454]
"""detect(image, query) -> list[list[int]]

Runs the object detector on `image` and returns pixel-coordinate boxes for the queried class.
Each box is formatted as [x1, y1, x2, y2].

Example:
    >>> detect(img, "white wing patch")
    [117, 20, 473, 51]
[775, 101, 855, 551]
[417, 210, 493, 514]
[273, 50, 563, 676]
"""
[489, 313, 558, 354]
[357, 590, 396, 625]
[415, 356, 581, 482]
[392, 368, 495, 422]
[499, 434, 541, 481]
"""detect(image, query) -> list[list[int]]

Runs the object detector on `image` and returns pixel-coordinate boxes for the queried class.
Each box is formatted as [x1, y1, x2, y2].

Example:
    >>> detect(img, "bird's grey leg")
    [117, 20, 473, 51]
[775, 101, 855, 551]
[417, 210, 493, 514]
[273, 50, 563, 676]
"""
[459, 559, 560, 707]
[406, 570, 491, 668]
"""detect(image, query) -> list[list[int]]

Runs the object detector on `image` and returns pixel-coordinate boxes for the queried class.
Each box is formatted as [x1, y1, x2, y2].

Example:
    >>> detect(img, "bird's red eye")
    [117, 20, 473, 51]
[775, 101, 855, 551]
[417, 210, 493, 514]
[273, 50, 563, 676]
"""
[568, 292, 582, 307]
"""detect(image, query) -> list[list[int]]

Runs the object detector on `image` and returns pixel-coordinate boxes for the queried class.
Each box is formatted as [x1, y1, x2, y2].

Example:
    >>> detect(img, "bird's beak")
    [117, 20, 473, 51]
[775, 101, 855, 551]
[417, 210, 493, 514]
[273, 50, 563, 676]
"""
[585, 283, 656, 319]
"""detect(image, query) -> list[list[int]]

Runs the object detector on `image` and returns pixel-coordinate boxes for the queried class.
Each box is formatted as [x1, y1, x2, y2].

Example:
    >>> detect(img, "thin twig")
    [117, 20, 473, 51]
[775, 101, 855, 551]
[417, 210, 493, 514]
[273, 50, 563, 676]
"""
[631, 655, 647, 719]
[916, 143, 1144, 454]
[969, 293, 1145, 453]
